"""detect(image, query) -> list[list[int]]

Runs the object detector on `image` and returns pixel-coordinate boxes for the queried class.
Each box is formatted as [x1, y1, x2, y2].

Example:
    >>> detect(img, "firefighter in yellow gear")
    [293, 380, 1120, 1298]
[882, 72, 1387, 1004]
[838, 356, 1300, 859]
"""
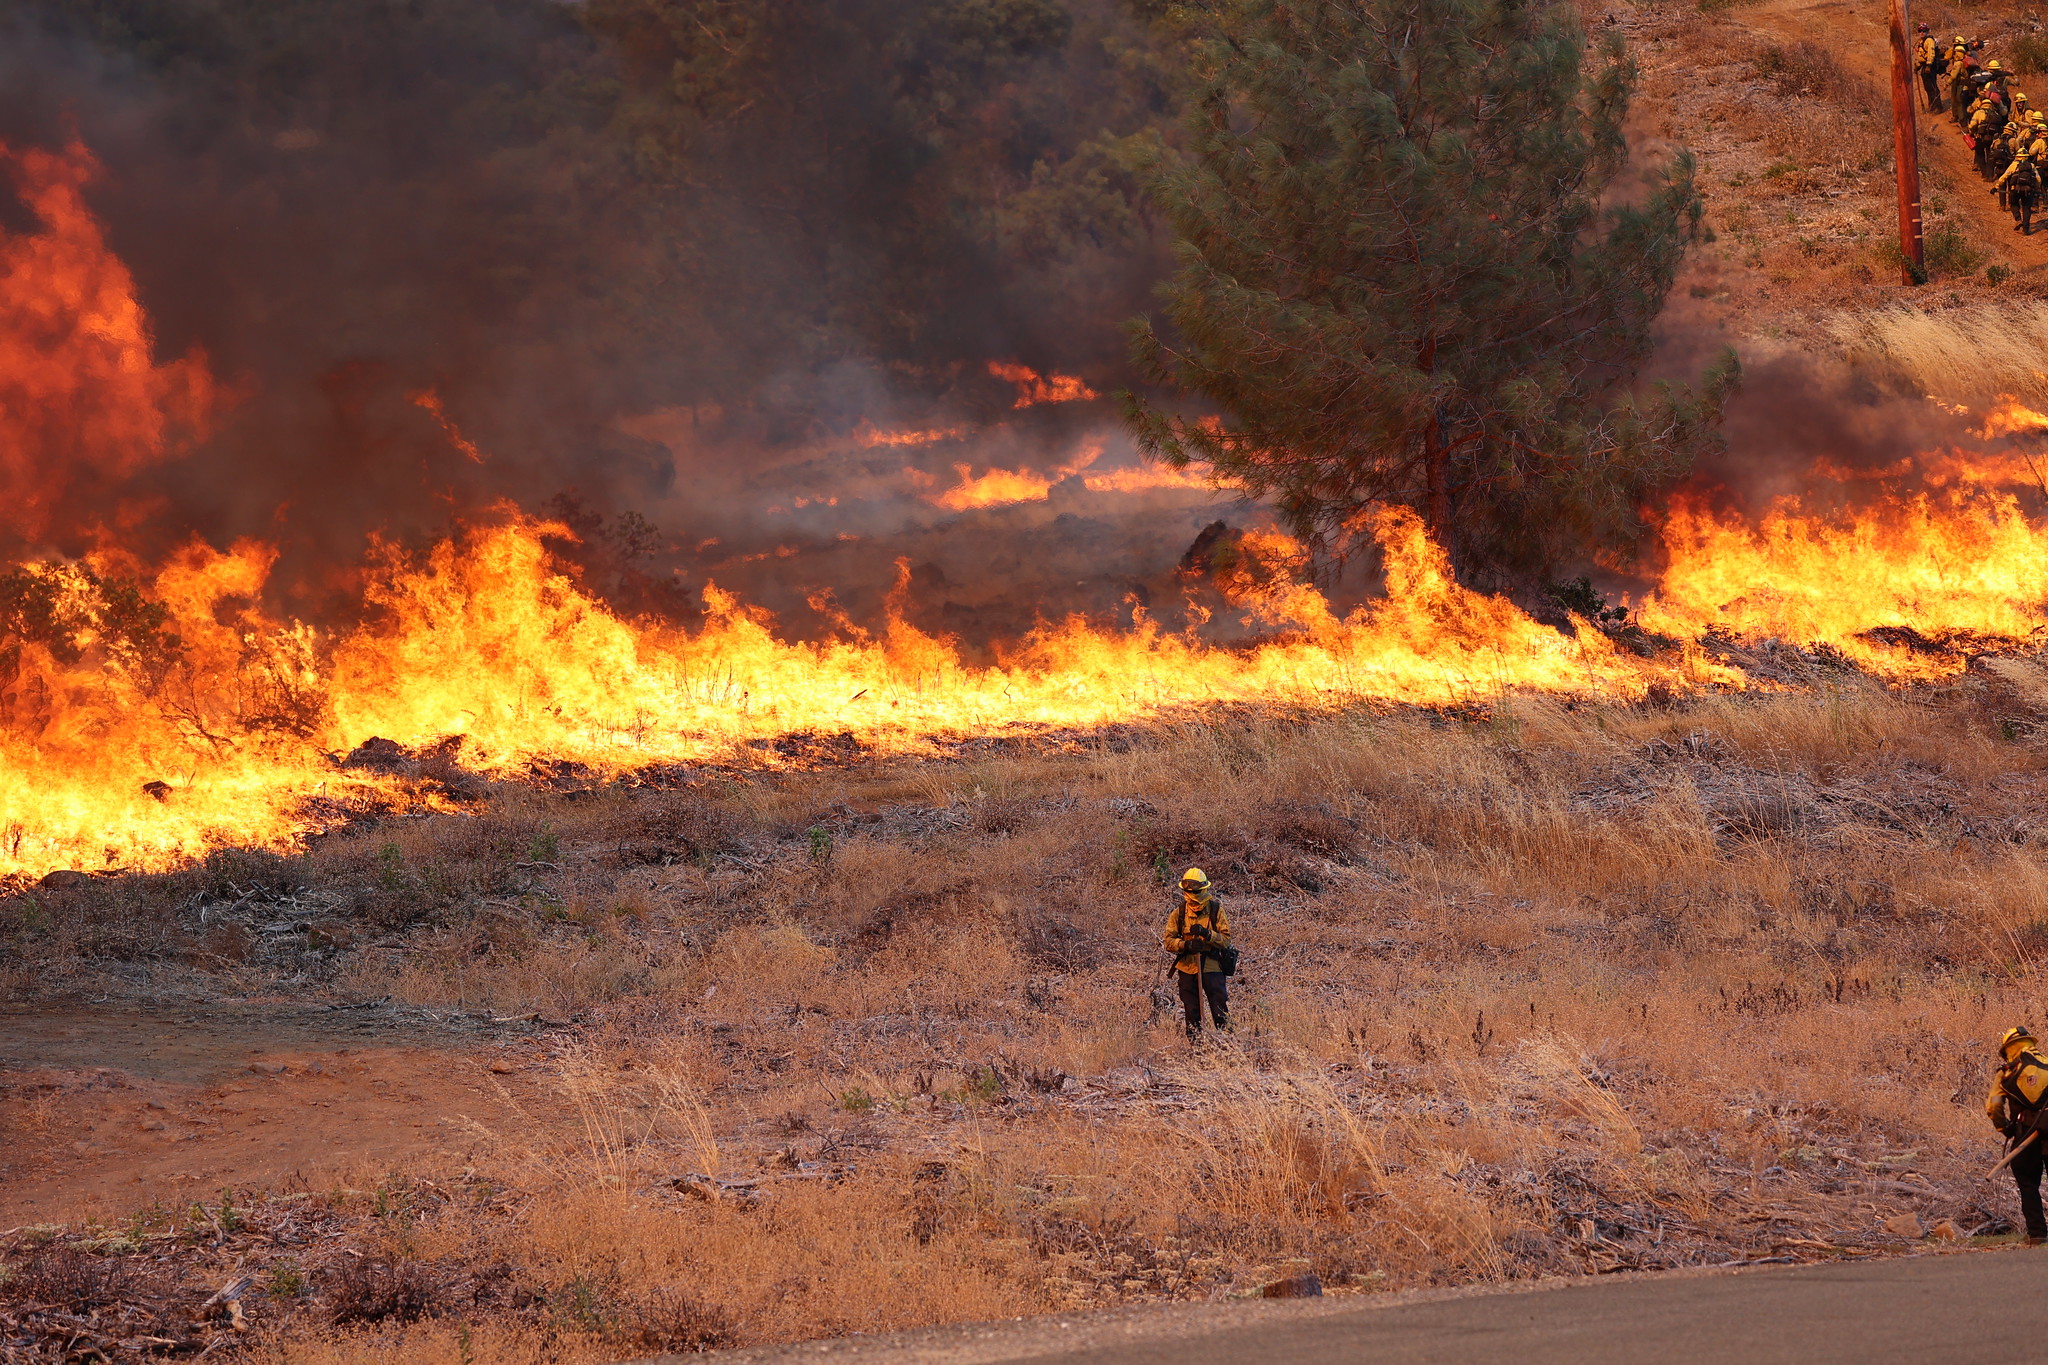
[1916, 22, 1943, 111]
[1162, 867, 1231, 1037]
[1950, 37, 1984, 123]
[1992, 116, 2028, 205]
[1972, 97, 2002, 174]
[1995, 121, 2048, 233]
[1987, 1027, 2048, 1243]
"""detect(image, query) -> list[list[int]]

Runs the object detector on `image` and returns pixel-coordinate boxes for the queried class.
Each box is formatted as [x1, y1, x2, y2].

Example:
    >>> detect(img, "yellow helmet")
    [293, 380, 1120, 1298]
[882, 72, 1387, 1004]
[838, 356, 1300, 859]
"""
[1180, 867, 1210, 891]
[1991, 60, 2005, 71]
[2003, 1026, 2037, 1058]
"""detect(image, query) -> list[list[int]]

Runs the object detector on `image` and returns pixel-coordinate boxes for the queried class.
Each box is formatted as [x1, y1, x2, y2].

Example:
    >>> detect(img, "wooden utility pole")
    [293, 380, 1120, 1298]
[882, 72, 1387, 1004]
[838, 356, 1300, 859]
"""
[1890, 0, 1925, 282]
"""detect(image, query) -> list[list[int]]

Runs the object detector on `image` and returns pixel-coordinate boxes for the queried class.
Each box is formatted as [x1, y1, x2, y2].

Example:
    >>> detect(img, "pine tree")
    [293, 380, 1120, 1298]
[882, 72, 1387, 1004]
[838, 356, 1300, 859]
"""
[1124, 0, 1737, 581]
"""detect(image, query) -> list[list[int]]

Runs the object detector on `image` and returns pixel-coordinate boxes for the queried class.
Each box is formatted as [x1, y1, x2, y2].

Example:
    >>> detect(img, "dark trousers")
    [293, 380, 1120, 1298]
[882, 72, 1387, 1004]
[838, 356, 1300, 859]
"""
[1177, 969, 1228, 1035]
[2017, 189, 2037, 235]
[2012, 1136, 2047, 1240]
[1922, 68, 1943, 111]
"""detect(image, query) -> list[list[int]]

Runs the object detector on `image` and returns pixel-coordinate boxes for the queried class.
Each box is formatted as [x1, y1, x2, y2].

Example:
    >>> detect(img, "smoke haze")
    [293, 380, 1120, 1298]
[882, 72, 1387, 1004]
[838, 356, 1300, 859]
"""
[0, 0, 1227, 635]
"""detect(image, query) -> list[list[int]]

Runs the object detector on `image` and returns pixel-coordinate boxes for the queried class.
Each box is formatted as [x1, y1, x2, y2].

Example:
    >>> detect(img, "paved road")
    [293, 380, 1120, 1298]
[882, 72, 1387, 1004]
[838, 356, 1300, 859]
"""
[672, 1251, 2045, 1365]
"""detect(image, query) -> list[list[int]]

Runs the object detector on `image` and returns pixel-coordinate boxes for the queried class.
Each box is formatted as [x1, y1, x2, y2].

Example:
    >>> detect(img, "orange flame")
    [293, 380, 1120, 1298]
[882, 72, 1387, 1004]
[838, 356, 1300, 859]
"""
[987, 360, 1098, 408]
[23, 137, 2048, 882]
[411, 389, 486, 463]
[1981, 395, 2048, 440]
[911, 441, 1210, 510]
[0, 139, 217, 542]
[856, 421, 971, 448]
[4, 508, 1698, 878]
[1637, 486, 2048, 677]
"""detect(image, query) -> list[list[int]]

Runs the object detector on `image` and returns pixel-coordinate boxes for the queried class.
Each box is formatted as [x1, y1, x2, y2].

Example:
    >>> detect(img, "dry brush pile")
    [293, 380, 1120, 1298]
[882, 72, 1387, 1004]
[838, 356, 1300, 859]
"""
[11, 663, 2048, 1360]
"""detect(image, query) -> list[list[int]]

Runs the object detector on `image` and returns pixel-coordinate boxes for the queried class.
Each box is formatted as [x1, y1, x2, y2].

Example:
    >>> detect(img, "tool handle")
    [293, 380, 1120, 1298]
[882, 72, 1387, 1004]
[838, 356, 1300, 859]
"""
[1989, 1129, 2041, 1177]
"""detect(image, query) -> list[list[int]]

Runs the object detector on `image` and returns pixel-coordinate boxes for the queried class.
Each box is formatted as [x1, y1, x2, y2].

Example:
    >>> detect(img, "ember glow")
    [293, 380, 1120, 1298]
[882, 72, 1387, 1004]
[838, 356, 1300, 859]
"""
[10, 143, 2048, 880]
[855, 422, 971, 449]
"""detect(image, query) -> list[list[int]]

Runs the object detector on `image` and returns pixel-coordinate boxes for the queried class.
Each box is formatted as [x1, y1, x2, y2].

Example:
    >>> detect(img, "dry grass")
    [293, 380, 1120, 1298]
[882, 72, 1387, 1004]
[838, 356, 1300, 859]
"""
[10, 672, 2048, 1359]
[1829, 301, 2048, 408]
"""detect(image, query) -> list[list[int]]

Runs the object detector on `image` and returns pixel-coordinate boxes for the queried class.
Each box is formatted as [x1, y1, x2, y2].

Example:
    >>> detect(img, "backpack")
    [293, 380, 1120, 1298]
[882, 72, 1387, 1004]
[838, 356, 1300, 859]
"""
[2002, 1050, 2048, 1126]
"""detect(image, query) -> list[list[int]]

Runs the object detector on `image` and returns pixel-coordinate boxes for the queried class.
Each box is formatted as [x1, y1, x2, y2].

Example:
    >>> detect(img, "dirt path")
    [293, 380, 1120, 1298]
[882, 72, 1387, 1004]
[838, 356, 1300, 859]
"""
[0, 1001, 569, 1224]
[1744, 0, 2048, 269]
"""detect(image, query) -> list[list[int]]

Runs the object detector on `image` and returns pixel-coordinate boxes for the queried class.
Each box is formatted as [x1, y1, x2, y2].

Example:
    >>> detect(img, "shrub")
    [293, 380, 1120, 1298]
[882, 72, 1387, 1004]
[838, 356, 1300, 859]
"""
[1925, 221, 1985, 278]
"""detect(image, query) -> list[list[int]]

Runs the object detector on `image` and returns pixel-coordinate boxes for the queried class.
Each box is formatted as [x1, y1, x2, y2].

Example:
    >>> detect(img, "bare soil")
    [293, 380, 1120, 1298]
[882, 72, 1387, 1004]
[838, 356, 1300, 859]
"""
[0, 1002, 565, 1225]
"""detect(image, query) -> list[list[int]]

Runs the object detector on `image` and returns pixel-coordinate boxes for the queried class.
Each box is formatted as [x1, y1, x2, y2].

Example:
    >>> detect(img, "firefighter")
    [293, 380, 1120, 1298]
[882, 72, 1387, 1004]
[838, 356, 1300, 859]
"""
[1998, 118, 2048, 233]
[1992, 115, 2024, 207]
[1980, 62, 2014, 126]
[1916, 22, 1943, 111]
[1162, 867, 1231, 1039]
[1971, 96, 2000, 174]
[1986, 1027, 2048, 1244]
[1951, 38, 1983, 125]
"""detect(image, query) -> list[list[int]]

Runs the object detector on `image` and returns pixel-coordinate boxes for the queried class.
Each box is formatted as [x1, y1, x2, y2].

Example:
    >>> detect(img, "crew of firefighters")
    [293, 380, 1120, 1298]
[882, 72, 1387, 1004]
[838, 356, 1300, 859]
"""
[1916, 23, 2048, 233]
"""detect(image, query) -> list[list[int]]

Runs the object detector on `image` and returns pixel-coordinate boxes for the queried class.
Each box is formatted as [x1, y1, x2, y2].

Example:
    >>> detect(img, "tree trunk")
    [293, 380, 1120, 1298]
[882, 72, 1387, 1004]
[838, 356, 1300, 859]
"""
[1423, 416, 1453, 550]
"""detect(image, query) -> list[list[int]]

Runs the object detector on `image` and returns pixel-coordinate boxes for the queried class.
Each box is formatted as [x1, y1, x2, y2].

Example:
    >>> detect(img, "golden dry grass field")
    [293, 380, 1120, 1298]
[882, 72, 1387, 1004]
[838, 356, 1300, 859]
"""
[11, 666, 2048, 1362]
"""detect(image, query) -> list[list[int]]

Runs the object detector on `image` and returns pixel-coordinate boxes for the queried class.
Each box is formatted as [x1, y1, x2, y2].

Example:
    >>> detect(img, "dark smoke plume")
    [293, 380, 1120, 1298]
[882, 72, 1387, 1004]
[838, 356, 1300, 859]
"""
[0, 0, 1201, 631]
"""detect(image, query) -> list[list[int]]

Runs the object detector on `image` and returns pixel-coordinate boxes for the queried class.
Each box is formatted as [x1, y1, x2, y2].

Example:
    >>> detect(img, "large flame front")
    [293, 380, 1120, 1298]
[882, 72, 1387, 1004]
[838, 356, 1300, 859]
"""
[9, 139, 2048, 879]
[1640, 488, 2048, 674]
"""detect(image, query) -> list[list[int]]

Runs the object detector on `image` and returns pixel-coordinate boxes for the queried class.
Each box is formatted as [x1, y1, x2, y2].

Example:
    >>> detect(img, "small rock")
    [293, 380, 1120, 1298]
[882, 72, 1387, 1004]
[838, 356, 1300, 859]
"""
[1261, 1272, 1323, 1299]
[139, 1118, 167, 1132]
[38, 870, 92, 891]
[1885, 1213, 1924, 1239]
[248, 1061, 287, 1076]
[488, 1060, 516, 1075]
[141, 780, 173, 802]
[1931, 1219, 1961, 1241]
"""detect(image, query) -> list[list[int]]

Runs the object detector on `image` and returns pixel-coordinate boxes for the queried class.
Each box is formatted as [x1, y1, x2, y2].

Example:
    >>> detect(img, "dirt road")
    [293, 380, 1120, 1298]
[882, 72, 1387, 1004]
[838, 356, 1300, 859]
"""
[0, 1000, 565, 1222]
[676, 1251, 2042, 1365]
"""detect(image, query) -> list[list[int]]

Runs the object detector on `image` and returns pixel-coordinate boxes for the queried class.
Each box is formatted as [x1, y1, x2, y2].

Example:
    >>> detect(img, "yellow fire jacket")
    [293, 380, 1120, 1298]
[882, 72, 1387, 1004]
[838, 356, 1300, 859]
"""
[1163, 892, 1231, 975]
[1986, 1049, 2048, 1133]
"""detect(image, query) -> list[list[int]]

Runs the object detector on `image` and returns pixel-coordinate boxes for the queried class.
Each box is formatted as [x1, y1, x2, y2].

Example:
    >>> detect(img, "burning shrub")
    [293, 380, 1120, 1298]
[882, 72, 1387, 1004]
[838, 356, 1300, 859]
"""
[0, 563, 182, 738]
